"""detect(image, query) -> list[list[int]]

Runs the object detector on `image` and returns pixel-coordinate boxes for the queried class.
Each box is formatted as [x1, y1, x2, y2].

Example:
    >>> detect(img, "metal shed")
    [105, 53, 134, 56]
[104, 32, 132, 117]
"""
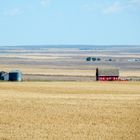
[9, 70, 22, 81]
[0, 71, 9, 81]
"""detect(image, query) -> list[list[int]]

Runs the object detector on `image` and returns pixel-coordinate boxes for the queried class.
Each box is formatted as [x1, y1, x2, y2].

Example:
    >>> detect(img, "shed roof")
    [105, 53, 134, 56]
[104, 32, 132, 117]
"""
[97, 68, 119, 76]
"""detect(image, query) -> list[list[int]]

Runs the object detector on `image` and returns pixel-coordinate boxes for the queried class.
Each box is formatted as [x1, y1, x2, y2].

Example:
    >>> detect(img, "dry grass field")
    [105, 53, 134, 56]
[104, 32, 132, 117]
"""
[0, 46, 140, 79]
[1, 64, 140, 78]
[0, 82, 140, 140]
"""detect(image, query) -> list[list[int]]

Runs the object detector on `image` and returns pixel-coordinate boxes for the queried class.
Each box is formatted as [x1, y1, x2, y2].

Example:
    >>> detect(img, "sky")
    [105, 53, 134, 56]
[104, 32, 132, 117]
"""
[0, 0, 140, 46]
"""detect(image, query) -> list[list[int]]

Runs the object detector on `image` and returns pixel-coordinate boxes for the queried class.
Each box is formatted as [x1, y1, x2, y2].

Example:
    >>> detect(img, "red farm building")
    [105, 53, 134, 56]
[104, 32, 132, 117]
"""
[96, 68, 119, 81]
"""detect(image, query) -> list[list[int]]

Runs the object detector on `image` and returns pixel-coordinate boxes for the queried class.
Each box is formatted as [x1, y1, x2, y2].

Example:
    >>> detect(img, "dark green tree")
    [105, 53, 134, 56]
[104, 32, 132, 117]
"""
[86, 57, 91, 61]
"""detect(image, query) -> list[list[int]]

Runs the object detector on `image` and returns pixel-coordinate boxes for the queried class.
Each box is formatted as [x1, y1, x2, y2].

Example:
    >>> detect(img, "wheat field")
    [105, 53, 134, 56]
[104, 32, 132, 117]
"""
[0, 82, 140, 140]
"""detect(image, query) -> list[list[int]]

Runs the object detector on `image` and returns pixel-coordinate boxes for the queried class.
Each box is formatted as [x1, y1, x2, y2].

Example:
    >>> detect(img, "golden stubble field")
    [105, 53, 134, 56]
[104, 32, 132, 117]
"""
[0, 82, 140, 140]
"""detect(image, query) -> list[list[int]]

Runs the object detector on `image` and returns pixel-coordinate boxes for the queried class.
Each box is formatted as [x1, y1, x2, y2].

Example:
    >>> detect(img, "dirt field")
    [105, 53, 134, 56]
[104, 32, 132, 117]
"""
[0, 82, 140, 140]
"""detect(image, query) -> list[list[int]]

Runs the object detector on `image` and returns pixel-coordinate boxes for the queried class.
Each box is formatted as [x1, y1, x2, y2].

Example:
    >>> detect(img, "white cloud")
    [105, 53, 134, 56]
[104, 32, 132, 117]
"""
[82, 2, 103, 13]
[4, 8, 24, 16]
[82, 1, 122, 14]
[40, 0, 50, 7]
[82, 0, 140, 15]
[103, 1, 122, 14]
[128, 0, 140, 5]
[126, 0, 140, 11]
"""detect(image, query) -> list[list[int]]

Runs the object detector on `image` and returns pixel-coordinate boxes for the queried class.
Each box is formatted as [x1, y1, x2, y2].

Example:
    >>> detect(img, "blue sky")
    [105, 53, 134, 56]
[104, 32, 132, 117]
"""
[0, 0, 140, 46]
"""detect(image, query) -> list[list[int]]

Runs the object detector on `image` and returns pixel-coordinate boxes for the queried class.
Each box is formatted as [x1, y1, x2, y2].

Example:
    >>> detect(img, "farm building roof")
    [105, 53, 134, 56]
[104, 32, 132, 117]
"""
[97, 68, 119, 76]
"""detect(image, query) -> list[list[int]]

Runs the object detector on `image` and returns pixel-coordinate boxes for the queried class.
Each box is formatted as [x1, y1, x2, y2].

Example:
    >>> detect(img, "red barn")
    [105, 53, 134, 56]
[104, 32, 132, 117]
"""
[96, 68, 119, 81]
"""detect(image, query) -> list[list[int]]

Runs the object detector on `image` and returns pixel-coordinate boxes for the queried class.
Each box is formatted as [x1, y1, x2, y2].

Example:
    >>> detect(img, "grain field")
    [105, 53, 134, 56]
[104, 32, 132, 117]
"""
[0, 82, 140, 140]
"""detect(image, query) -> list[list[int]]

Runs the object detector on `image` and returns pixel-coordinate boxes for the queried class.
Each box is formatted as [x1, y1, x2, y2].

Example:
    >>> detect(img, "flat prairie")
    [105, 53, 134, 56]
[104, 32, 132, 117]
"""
[0, 46, 140, 81]
[0, 82, 140, 140]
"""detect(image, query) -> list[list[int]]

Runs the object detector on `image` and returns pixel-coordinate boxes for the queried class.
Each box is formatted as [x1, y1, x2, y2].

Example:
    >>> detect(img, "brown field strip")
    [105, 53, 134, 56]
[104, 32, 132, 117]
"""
[0, 64, 140, 77]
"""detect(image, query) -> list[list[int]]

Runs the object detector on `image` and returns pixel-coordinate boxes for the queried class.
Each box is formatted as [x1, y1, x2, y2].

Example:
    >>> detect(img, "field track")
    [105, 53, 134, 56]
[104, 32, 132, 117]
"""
[0, 82, 140, 140]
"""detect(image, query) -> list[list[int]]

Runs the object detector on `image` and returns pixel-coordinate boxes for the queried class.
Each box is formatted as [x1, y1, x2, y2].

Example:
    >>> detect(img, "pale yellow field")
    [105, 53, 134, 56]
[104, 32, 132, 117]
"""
[0, 64, 95, 76]
[1, 64, 140, 77]
[0, 82, 140, 140]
